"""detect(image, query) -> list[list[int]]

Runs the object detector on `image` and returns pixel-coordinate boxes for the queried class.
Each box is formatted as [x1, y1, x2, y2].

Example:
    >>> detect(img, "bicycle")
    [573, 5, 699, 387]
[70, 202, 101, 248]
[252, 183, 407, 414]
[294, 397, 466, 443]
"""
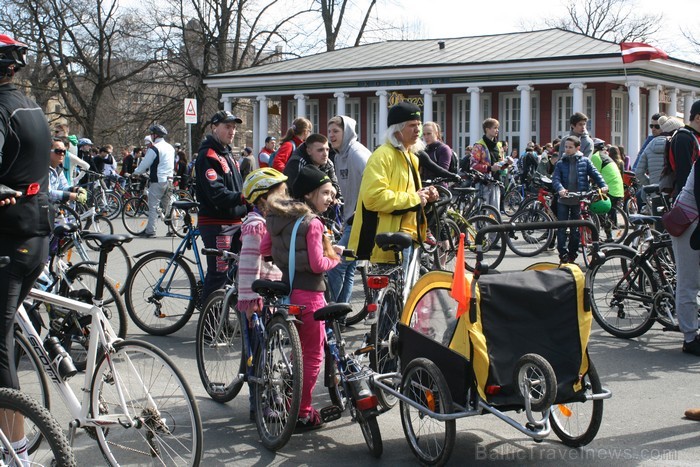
[319, 303, 383, 458]
[122, 176, 193, 238]
[124, 200, 205, 335]
[12, 234, 203, 465]
[74, 169, 122, 220]
[0, 388, 76, 466]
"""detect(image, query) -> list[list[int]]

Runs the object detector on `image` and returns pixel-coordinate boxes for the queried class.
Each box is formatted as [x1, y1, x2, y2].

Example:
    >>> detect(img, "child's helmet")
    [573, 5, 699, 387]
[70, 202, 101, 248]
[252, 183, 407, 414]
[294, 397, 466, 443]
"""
[590, 191, 612, 214]
[243, 168, 288, 204]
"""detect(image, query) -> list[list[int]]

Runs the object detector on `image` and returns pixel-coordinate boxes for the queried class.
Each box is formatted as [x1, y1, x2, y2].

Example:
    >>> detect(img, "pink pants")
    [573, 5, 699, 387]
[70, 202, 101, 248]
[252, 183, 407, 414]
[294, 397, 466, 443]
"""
[291, 289, 326, 418]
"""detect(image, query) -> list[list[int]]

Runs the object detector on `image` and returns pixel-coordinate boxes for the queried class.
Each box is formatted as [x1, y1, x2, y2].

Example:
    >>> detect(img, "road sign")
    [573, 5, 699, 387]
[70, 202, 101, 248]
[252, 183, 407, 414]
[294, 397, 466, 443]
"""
[184, 98, 197, 124]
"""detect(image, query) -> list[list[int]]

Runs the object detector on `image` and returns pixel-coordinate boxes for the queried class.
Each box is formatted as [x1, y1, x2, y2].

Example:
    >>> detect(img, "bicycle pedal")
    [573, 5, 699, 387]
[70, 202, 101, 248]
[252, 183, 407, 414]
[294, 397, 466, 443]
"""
[320, 405, 342, 423]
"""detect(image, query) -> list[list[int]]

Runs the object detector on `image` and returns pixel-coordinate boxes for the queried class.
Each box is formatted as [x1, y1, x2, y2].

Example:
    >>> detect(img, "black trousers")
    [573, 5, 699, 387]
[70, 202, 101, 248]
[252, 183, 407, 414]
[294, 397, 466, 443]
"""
[0, 236, 48, 389]
[199, 224, 241, 305]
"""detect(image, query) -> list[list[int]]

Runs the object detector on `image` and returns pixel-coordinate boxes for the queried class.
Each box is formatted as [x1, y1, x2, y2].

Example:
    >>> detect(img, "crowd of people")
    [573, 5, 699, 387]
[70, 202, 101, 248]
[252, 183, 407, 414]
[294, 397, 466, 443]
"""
[2, 30, 700, 463]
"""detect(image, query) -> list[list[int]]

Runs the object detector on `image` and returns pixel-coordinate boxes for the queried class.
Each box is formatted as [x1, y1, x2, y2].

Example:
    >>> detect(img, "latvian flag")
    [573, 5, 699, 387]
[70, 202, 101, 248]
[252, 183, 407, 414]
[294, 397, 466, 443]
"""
[620, 42, 669, 64]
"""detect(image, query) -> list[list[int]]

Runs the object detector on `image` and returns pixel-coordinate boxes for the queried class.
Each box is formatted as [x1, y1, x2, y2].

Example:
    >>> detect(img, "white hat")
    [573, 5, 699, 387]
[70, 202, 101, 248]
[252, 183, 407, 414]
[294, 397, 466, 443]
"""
[661, 117, 683, 134]
[144, 135, 152, 144]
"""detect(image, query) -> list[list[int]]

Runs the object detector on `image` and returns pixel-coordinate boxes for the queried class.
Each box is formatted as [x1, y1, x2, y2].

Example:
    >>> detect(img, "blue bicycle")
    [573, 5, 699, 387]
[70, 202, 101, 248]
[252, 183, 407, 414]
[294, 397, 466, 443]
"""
[124, 200, 205, 335]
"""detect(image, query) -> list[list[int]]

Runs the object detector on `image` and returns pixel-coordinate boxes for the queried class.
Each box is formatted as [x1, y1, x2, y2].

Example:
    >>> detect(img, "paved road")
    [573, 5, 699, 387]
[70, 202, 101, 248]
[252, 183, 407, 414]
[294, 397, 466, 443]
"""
[50, 221, 700, 466]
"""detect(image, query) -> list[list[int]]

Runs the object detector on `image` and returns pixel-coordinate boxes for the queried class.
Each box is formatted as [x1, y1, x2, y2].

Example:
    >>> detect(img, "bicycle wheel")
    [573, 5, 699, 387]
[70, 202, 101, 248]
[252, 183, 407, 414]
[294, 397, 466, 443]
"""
[506, 208, 554, 257]
[60, 266, 128, 370]
[472, 203, 501, 222]
[125, 251, 197, 335]
[254, 315, 303, 451]
[589, 248, 657, 338]
[345, 265, 372, 326]
[103, 191, 122, 220]
[359, 414, 383, 458]
[600, 205, 629, 243]
[435, 218, 461, 271]
[325, 345, 347, 409]
[90, 339, 202, 466]
[196, 289, 245, 403]
[121, 197, 149, 235]
[169, 205, 190, 238]
[0, 388, 76, 467]
[13, 331, 51, 449]
[549, 360, 604, 447]
[84, 215, 114, 251]
[623, 228, 663, 254]
[514, 353, 557, 412]
[61, 239, 132, 295]
[503, 187, 524, 217]
[400, 358, 455, 467]
[465, 215, 506, 271]
[55, 203, 82, 230]
[370, 285, 400, 409]
[624, 196, 638, 216]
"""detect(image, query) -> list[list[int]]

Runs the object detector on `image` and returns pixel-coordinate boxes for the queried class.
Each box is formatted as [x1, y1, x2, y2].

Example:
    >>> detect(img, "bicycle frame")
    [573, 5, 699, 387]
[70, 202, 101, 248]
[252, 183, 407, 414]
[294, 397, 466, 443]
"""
[152, 228, 205, 300]
[16, 289, 153, 432]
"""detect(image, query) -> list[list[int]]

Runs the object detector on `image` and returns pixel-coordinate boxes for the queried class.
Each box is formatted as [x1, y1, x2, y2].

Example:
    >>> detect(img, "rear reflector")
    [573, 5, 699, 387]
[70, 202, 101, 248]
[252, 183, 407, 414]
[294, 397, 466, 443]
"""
[356, 395, 378, 411]
[367, 276, 389, 289]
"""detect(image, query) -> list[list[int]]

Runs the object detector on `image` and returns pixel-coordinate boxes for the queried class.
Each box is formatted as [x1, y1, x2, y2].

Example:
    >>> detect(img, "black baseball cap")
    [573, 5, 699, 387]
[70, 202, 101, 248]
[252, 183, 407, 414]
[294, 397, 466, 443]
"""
[210, 110, 242, 125]
[387, 101, 422, 127]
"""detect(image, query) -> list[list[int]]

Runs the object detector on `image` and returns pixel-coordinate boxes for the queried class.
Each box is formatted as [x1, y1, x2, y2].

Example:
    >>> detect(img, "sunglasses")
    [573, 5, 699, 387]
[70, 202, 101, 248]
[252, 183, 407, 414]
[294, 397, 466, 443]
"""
[52, 149, 66, 155]
[649, 124, 661, 129]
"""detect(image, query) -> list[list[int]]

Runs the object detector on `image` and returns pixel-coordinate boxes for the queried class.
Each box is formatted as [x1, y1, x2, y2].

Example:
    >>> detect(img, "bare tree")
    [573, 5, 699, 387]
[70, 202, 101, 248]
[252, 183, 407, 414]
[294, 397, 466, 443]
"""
[317, 0, 378, 51]
[545, 0, 662, 43]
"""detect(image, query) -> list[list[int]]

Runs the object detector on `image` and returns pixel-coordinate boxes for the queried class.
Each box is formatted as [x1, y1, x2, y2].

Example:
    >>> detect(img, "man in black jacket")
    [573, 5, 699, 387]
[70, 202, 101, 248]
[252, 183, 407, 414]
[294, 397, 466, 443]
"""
[670, 100, 700, 197]
[0, 34, 52, 459]
[195, 110, 248, 303]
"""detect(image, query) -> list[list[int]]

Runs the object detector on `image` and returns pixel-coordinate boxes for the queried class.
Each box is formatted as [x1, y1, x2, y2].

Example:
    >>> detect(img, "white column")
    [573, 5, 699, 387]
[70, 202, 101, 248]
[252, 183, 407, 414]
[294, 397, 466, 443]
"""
[257, 95, 268, 154]
[420, 88, 435, 123]
[569, 82, 586, 114]
[334, 92, 347, 116]
[669, 88, 678, 117]
[222, 96, 232, 112]
[252, 101, 259, 153]
[376, 90, 388, 138]
[467, 87, 482, 146]
[294, 94, 307, 119]
[648, 85, 662, 125]
[684, 91, 695, 123]
[627, 80, 643, 158]
[517, 85, 533, 153]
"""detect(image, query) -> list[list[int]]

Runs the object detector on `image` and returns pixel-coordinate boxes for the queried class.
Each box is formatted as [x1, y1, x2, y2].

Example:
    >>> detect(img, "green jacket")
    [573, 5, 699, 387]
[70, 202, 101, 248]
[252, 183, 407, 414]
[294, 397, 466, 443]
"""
[591, 151, 624, 198]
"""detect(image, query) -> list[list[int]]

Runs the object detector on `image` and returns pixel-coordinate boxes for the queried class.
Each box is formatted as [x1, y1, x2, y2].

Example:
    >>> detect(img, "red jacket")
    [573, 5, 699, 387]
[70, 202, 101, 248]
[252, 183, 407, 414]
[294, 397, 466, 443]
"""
[271, 136, 303, 172]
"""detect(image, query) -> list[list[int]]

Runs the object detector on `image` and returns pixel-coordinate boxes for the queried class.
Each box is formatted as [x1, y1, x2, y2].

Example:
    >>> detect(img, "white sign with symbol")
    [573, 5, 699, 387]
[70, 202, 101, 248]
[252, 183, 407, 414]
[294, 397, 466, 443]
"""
[184, 98, 197, 124]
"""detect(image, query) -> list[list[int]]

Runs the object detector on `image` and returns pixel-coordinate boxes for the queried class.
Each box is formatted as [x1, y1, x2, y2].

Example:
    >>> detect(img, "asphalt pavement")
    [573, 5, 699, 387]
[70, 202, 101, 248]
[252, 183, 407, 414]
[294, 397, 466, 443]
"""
[50, 220, 700, 466]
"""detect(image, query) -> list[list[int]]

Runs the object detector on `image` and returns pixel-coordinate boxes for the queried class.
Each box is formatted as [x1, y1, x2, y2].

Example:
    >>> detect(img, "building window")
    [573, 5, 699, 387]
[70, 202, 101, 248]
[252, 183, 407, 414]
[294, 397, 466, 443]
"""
[367, 97, 379, 150]
[611, 91, 626, 146]
[287, 99, 320, 133]
[328, 98, 361, 138]
[452, 93, 492, 157]
[499, 92, 539, 151]
[552, 90, 596, 140]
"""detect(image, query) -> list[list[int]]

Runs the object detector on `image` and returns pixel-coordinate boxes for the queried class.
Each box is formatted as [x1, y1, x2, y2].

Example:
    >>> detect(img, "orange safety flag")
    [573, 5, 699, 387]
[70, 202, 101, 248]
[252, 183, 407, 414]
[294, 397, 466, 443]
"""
[450, 233, 471, 318]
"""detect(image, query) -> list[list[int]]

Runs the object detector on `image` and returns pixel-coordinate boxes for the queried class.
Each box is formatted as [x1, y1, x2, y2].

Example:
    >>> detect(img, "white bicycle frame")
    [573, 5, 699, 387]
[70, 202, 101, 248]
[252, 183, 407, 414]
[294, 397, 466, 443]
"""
[15, 288, 157, 437]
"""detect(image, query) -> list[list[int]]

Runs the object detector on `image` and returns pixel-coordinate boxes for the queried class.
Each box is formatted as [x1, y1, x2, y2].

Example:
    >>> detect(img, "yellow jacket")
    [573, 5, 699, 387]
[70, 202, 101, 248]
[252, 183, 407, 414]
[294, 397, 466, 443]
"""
[348, 142, 425, 263]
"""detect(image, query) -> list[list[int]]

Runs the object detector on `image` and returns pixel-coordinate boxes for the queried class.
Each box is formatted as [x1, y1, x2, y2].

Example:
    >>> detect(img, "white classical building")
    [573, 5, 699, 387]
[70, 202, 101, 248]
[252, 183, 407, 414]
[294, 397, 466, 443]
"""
[205, 28, 700, 161]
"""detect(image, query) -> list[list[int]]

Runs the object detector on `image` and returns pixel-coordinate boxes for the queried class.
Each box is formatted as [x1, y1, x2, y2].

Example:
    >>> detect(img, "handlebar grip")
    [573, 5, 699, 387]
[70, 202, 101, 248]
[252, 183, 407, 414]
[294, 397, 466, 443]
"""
[201, 248, 223, 257]
[341, 249, 357, 259]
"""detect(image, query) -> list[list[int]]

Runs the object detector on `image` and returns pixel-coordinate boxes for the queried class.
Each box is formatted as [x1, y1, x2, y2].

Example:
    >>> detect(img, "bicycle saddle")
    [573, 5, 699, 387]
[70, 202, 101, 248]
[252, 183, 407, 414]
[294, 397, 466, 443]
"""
[252, 279, 290, 298]
[313, 303, 352, 322]
[642, 184, 660, 194]
[628, 214, 662, 225]
[53, 222, 80, 237]
[82, 232, 133, 248]
[172, 200, 199, 211]
[375, 232, 413, 251]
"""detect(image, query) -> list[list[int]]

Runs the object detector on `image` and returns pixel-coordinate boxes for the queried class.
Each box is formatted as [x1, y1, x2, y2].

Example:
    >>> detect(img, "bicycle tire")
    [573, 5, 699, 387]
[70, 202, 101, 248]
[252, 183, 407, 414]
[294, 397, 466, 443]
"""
[125, 251, 197, 335]
[59, 266, 128, 370]
[254, 315, 303, 451]
[121, 197, 149, 235]
[344, 265, 371, 326]
[196, 289, 245, 403]
[514, 353, 557, 412]
[623, 228, 663, 253]
[359, 414, 383, 458]
[434, 218, 462, 271]
[55, 203, 82, 230]
[60, 239, 132, 295]
[465, 215, 506, 271]
[471, 203, 501, 222]
[103, 190, 122, 220]
[589, 248, 658, 338]
[506, 208, 554, 257]
[325, 344, 347, 409]
[599, 205, 629, 243]
[503, 187, 524, 217]
[90, 339, 203, 466]
[400, 357, 455, 467]
[549, 360, 604, 447]
[370, 285, 400, 409]
[169, 206, 190, 238]
[0, 388, 76, 467]
[84, 215, 114, 251]
[624, 196, 638, 216]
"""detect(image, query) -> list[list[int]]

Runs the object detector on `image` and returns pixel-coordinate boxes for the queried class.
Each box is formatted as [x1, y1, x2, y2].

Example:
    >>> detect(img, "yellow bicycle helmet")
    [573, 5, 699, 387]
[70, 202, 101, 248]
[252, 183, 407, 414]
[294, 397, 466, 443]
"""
[243, 167, 288, 204]
[590, 191, 612, 214]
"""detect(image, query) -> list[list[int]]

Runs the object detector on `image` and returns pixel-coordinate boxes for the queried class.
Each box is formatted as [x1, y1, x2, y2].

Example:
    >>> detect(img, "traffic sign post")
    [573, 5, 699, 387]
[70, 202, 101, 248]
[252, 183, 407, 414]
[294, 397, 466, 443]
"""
[184, 98, 197, 159]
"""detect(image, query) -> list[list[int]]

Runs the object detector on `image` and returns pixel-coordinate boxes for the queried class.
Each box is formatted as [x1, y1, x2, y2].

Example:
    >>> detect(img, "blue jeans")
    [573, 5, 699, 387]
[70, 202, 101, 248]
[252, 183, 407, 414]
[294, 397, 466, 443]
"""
[327, 223, 356, 304]
[556, 202, 581, 260]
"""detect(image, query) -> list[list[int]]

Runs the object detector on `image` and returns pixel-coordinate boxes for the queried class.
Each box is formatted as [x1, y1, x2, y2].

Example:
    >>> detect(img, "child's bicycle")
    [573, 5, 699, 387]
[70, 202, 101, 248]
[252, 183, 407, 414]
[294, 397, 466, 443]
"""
[319, 302, 383, 458]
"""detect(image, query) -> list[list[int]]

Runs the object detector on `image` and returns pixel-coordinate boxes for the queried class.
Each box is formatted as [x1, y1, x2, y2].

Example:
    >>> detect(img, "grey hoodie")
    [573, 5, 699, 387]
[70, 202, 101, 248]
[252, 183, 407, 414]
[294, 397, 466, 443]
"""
[333, 116, 371, 222]
[560, 129, 594, 159]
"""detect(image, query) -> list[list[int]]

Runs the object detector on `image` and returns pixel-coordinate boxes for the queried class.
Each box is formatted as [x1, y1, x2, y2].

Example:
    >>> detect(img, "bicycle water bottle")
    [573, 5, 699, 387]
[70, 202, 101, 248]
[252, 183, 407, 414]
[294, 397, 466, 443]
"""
[44, 336, 77, 380]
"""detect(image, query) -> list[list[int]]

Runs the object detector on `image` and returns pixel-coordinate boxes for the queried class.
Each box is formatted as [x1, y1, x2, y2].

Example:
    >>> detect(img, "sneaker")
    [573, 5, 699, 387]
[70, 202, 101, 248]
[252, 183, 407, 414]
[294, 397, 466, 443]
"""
[682, 335, 700, 356]
[684, 408, 700, 421]
[295, 408, 324, 432]
[139, 231, 156, 238]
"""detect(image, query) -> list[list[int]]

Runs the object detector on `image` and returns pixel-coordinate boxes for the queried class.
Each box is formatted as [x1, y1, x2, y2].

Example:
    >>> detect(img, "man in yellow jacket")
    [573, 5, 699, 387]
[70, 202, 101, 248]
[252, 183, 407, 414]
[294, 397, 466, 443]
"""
[348, 101, 438, 263]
